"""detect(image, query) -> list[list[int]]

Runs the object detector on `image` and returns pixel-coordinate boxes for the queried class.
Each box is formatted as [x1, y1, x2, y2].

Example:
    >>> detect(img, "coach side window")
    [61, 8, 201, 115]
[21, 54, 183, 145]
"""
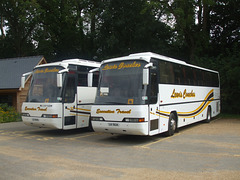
[197, 70, 204, 86]
[159, 61, 168, 83]
[185, 67, 194, 85]
[78, 72, 87, 86]
[173, 64, 184, 85]
[159, 61, 174, 84]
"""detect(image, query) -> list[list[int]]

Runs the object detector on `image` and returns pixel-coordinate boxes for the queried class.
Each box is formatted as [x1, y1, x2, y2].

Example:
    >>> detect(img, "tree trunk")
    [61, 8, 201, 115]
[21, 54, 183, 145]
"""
[0, 16, 6, 38]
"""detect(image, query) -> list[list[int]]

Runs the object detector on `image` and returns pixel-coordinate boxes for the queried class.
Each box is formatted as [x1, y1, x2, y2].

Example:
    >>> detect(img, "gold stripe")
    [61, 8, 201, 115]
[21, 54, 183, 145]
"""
[74, 108, 91, 112]
[185, 98, 213, 118]
[178, 89, 213, 115]
[157, 89, 214, 118]
[70, 113, 89, 117]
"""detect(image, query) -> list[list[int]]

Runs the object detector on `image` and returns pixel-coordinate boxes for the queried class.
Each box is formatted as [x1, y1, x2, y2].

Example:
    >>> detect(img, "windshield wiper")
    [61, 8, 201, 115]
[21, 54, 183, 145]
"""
[30, 99, 39, 102]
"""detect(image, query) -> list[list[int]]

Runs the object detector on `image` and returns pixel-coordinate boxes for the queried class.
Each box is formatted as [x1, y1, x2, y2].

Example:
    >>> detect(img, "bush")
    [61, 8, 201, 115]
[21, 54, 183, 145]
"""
[0, 104, 22, 123]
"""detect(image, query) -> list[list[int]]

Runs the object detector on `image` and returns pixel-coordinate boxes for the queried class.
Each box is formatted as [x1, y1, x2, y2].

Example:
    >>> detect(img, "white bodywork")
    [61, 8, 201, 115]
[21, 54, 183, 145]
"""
[22, 59, 100, 130]
[91, 52, 220, 136]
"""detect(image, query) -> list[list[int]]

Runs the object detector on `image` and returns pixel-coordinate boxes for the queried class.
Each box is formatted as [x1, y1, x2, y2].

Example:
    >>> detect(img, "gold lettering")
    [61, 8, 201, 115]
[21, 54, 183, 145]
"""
[45, 68, 59, 73]
[25, 106, 37, 111]
[118, 61, 141, 69]
[96, 109, 132, 114]
[102, 64, 118, 70]
[35, 69, 44, 74]
[171, 89, 195, 99]
[37, 107, 47, 111]
[35, 68, 59, 74]
[118, 62, 125, 69]
[24, 106, 48, 111]
[184, 89, 195, 98]
[183, 89, 187, 99]
[96, 109, 115, 114]
[102, 61, 141, 71]
[116, 109, 131, 114]
[171, 89, 182, 98]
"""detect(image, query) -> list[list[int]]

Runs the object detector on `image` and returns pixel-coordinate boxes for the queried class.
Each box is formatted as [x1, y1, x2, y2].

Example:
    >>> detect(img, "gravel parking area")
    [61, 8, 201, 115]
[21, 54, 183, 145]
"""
[0, 117, 240, 179]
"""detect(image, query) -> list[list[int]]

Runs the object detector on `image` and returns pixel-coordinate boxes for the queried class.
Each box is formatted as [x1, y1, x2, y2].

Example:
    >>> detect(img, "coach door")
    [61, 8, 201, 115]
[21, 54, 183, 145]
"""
[148, 60, 160, 136]
[62, 73, 77, 129]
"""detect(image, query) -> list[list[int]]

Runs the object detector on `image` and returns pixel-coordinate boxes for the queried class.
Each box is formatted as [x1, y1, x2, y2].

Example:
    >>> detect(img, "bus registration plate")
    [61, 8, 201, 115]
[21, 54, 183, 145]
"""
[108, 123, 119, 127]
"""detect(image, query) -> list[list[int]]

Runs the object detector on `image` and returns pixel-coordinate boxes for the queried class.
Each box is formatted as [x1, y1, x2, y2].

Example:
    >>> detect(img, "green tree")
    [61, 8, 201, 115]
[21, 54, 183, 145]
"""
[201, 0, 240, 114]
[209, 0, 240, 56]
[155, 0, 214, 61]
[0, 0, 42, 58]
[96, 0, 173, 59]
[35, 0, 85, 61]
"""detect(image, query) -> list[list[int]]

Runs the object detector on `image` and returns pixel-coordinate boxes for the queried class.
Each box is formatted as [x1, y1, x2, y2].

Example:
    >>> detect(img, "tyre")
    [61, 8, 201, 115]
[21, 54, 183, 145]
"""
[205, 107, 211, 123]
[165, 113, 177, 136]
[88, 118, 94, 131]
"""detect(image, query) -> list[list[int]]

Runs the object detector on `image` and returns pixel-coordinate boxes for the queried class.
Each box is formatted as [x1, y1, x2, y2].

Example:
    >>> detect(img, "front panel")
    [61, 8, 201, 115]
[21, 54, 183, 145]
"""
[22, 102, 62, 129]
[91, 105, 149, 135]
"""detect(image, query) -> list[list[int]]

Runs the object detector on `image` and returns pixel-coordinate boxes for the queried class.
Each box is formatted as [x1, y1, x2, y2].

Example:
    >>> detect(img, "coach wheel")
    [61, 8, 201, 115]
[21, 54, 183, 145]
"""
[205, 107, 211, 123]
[88, 118, 94, 131]
[166, 113, 177, 136]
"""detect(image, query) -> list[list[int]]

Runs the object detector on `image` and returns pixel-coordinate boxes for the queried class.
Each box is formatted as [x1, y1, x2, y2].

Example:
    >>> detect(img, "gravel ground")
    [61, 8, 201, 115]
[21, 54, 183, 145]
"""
[0, 117, 240, 180]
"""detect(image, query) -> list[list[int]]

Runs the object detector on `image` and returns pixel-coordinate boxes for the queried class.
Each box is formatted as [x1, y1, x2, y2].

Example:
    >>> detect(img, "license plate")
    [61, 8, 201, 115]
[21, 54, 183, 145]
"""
[108, 123, 119, 127]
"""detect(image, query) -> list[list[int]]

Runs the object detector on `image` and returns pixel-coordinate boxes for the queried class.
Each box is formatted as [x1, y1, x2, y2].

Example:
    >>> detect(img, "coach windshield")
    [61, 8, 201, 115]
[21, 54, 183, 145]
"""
[26, 66, 63, 103]
[95, 60, 148, 105]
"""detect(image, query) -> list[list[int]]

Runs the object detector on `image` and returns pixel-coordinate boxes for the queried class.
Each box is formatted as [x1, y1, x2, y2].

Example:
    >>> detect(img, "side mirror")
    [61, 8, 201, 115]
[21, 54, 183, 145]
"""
[143, 68, 149, 85]
[21, 76, 26, 89]
[57, 69, 69, 88]
[21, 72, 32, 88]
[57, 73, 63, 88]
[88, 72, 93, 87]
[88, 67, 99, 87]
[142, 63, 153, 85]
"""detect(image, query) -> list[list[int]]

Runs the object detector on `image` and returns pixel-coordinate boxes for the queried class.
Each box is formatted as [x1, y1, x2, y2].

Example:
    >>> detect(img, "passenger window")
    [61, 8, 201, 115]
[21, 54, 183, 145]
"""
[159, 61, 174, 84]
[92, 72, 99, 87]
[78, 73, 87, 86]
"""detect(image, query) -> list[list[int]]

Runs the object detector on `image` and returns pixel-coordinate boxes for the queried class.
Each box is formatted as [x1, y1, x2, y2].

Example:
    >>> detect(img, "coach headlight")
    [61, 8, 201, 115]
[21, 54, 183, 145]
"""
[41, 114, 58, 118]
[123, 118, 144, 122]
[91, 117, 104, 121]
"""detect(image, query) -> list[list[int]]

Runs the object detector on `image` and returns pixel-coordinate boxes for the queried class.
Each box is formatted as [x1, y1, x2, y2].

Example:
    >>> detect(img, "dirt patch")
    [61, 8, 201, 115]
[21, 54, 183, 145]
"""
[183, 118, 240, 135]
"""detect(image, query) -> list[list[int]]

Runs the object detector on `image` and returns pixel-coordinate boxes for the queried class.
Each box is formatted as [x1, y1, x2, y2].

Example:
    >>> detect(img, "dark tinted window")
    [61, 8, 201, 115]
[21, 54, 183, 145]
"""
[75, 65, 99, 87]
[159, 60, 219, 87]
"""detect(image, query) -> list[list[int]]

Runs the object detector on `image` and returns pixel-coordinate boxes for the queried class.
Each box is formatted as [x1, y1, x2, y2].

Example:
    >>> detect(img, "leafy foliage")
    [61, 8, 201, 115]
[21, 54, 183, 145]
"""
[0, 104, 21, 123]
[0, 0, 42, 57]
[96, 0, 173, 59]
